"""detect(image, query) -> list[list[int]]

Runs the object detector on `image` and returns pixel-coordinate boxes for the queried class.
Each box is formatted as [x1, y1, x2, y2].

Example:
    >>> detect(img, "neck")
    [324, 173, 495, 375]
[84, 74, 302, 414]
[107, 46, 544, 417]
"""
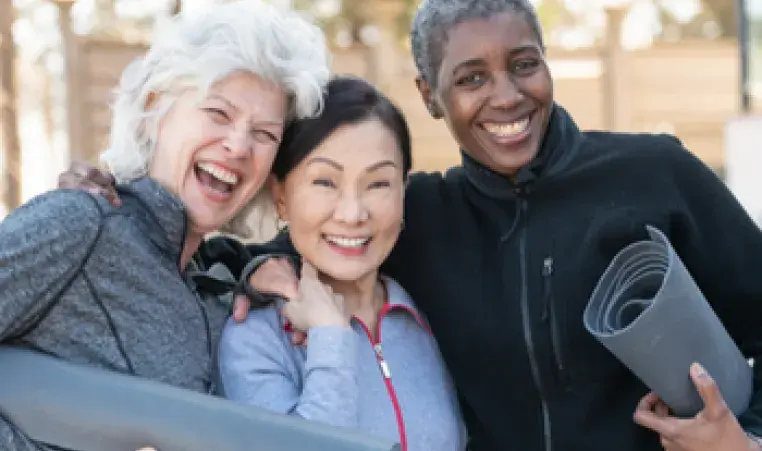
[180, 231, 204, 271]
[323, 270, 385, 319]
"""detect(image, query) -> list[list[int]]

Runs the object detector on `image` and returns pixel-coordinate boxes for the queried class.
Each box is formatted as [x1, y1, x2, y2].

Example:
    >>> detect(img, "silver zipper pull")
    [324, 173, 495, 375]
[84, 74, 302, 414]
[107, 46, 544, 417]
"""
[374, 343, 392, 378]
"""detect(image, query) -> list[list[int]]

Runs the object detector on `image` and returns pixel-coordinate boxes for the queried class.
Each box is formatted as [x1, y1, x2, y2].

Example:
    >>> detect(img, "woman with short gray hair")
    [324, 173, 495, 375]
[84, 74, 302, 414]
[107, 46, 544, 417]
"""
[0, 1, 328, 449]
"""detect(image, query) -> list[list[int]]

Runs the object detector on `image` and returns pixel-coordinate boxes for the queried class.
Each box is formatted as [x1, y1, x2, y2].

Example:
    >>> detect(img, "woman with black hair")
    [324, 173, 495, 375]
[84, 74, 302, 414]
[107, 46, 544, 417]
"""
[217, 76, 467, 451]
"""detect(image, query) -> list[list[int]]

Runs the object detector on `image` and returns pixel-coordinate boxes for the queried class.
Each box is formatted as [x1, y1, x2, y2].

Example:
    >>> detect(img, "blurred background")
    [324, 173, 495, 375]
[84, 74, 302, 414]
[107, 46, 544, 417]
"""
[2, 0, 762, 222]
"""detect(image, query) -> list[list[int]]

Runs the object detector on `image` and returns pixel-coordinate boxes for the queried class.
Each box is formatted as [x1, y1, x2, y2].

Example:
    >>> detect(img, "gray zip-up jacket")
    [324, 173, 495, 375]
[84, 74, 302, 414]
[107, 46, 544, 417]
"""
[219, 277, 468, 451]
[0, 177, 230, 450]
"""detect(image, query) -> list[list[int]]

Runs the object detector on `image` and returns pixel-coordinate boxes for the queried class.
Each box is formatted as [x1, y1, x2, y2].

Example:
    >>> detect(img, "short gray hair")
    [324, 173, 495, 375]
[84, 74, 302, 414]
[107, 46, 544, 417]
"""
[410, 0, 544, 87]
[101, 0, 330, 239]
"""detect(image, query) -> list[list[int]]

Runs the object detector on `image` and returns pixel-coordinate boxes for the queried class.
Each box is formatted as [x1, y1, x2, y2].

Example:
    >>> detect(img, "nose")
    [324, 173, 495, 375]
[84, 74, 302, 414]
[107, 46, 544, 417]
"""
[223, 125, 252, 158]
[333, 189, 369, 225]
[488, 72, 524, 110]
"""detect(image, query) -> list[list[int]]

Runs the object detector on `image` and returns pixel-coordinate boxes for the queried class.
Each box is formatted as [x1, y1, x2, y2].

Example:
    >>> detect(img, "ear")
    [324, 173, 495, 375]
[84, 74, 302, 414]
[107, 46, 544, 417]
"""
[268, 175, 289, 222]
[415, 76, 443, 120]
[144, 91, 158, 111]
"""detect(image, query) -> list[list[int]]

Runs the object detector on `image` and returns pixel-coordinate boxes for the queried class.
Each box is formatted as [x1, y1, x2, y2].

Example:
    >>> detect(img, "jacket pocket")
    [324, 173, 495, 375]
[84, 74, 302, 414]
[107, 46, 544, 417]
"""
[541, 256, 569, 386]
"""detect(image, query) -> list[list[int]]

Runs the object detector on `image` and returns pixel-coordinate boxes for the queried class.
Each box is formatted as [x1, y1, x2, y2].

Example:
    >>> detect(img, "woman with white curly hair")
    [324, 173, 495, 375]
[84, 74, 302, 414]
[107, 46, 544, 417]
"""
[0, 1, 328, 449]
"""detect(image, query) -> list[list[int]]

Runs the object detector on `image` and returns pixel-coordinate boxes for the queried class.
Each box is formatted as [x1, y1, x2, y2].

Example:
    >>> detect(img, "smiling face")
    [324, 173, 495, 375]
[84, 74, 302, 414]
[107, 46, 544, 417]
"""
[271, 119, 405, 283]
[417, 11, 553, 177]
[149, 72, 287, 236]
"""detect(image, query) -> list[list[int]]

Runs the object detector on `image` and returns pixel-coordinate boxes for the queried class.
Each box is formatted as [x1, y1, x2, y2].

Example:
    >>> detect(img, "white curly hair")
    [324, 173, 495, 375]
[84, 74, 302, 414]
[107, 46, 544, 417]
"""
[101, 0, 330, 239]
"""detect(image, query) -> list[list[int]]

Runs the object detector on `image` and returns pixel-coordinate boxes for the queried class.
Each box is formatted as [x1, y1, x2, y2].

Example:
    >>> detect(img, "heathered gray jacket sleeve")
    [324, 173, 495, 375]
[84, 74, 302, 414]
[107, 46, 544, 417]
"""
[218, 308, 360, 428]
[0, 190, 103, 450]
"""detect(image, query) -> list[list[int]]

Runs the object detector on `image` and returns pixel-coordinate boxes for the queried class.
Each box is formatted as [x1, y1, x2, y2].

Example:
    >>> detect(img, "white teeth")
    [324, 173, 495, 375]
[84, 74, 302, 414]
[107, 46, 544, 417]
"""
[196, 162, 239, 185]
[325, 235, 370, 248]
[483, 118, 529, 137]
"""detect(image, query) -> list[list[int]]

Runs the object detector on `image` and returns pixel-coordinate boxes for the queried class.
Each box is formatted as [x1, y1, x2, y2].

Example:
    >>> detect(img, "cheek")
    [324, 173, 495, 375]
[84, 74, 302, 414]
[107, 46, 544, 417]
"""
[284, 189, 334, 236]
[370, 193, 404, 237]
[149, 139, 184, 185]
[529, 70, 553, 103]
[242, 145, 279, 191]
[444, 94, 480, 132]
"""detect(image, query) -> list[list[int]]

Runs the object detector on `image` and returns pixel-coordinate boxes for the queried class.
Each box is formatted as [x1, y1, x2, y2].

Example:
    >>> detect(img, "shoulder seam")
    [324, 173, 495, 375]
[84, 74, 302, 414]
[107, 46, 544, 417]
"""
[8, 192, 109, 340]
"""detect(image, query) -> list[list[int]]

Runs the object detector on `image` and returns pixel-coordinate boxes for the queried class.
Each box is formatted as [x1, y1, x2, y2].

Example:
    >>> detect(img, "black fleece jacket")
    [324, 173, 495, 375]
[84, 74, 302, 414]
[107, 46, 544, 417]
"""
[202, 105, 762, 451]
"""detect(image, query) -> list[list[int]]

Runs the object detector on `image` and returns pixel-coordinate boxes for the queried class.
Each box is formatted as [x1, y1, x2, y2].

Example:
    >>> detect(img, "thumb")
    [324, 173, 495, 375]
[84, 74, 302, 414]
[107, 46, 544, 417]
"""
[232, 294, 251, 323]
[691, 362, 727, 419]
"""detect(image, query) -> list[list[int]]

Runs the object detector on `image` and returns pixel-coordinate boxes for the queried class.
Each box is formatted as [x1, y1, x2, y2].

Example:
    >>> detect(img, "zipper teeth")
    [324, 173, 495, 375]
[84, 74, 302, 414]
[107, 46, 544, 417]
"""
[355, 307, 408, 451]
[543, 257, 565, 373]
[517, 201, 552, 451]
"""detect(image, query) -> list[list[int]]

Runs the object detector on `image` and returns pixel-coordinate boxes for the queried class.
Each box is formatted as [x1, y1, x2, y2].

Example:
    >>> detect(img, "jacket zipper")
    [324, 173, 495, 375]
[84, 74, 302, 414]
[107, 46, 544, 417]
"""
[541, 257, 566, 380]
[516, 197, 552, 451]
[355, 304, 408, 451]
[178, 214, 214, 395]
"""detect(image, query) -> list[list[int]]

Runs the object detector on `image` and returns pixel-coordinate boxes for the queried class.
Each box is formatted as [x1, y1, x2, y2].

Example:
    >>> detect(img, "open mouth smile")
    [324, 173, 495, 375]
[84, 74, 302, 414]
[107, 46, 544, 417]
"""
[323, 234, 372, 257]
[480, 115, 532, 145]
[195, 162, 241, 201]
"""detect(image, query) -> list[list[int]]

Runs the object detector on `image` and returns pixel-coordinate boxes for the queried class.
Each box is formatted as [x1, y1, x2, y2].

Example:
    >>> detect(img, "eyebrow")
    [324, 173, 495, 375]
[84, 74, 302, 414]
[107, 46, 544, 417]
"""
[306, 157, 398, 172]
[451, 45, 541, 75]
[366, 160, 397, 172]
[207, 94, 284, 127]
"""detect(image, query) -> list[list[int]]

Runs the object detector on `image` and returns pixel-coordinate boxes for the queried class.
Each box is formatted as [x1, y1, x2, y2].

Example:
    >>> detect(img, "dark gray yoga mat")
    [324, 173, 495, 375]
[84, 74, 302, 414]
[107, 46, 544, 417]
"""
[0, 347, 400, 451]
[583, 225, 753, 417]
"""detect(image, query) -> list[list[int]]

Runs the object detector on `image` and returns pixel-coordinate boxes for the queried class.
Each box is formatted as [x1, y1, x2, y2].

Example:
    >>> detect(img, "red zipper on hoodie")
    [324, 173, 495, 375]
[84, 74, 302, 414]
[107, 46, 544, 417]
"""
[354, 303, 408, 451]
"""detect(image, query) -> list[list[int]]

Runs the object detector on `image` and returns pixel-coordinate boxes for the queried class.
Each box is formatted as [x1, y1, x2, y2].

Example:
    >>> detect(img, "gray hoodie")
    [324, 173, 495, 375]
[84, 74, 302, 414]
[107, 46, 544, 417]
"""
[0, 178, 231, 450]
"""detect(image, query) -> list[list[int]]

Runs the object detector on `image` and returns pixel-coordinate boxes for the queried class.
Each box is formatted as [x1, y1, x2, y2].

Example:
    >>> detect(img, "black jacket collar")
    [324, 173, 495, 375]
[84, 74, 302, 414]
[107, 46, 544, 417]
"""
[462, 103, 582, 200]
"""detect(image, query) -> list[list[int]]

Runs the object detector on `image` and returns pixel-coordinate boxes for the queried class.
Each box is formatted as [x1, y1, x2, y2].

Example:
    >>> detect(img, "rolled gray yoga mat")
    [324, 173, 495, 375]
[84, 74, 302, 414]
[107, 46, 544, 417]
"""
[0, 347, 400, 451]
[583, 225, 753, 417]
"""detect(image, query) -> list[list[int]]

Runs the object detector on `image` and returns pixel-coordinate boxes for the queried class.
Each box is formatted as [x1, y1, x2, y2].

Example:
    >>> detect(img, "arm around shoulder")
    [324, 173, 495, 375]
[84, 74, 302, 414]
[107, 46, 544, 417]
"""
[0, 190, 104, 340]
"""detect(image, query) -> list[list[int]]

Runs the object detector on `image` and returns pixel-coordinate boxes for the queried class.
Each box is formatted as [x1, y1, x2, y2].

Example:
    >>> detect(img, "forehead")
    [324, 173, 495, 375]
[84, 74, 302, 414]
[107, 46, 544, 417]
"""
[439, 12, 539, 67]
[310, 119, 402, 165]
[209, 73, 286, 118]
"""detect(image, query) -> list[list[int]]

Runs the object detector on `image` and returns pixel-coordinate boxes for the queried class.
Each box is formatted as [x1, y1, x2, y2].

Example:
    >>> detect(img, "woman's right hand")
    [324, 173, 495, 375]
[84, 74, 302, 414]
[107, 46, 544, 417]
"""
[58, 161, 121, 207]
[281, 261, 350, 332]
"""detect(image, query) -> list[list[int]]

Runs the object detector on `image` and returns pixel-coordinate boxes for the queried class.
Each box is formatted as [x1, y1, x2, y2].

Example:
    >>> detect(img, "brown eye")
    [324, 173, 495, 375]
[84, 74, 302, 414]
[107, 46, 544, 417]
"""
[313, 178, 335, 188]
[456, 72, 486, 86]
[513, 59, 540, 76]
[368, 180, 391, 189]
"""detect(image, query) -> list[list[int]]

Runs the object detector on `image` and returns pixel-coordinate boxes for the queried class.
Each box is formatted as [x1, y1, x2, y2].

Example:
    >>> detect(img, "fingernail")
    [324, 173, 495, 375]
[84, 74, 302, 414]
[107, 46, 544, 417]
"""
[692, 362, 709, 379]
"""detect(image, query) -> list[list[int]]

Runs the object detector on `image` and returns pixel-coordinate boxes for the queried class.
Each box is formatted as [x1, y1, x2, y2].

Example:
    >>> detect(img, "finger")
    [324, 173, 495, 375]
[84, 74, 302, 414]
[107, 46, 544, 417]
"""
[250, 258, 299, 299]
[86, 186, 120, 206]
[291, 330, 308, 346]
[655, 399, 670, 418]
[633, 409, 680, 439]
[57, 172, 80, 189]
[102, 187, 122, 207]
[690, 362, 727, 420]
[636, 392, 661, 412]
[85, 165, 116, 188]
[70, 160, 93, 177]
[232, 295, 251, 323]
[634, 395, 681, 439]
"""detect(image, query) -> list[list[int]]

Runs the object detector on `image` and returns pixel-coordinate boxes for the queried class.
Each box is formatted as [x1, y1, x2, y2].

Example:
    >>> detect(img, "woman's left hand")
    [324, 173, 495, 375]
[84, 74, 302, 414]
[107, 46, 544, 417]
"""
[634, 362, 759, 451]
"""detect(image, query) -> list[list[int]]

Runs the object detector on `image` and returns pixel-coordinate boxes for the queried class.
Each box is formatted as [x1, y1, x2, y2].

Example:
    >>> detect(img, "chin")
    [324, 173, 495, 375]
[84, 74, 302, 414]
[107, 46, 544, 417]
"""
[319, 264, 376, 284]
